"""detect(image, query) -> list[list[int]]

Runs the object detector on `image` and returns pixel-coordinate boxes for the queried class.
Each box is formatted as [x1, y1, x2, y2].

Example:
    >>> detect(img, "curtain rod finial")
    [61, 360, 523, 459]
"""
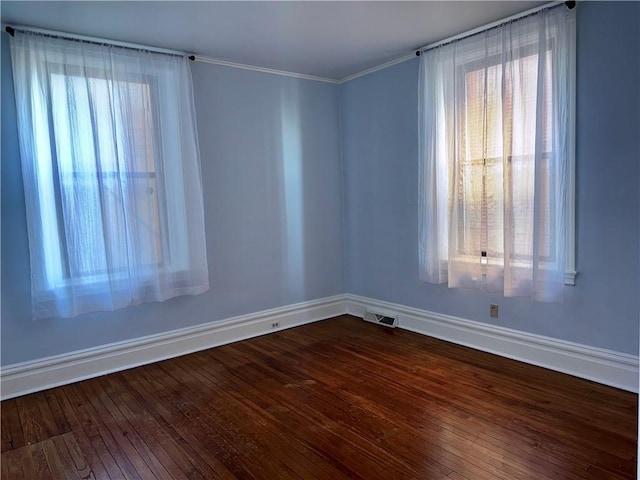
[565, 1, 576, 9]
[416, 50, 421, 57]
[188, 55, 195, 61]
[5, 26, 15, 37]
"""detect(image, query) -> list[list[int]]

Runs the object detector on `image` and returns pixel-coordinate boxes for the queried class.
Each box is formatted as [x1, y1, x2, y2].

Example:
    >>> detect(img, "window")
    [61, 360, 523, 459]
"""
[418, 5, 575, 302]
[457, 48, 555, 265]
[48, 71, 165, 281]
[10, 32, 209, 319]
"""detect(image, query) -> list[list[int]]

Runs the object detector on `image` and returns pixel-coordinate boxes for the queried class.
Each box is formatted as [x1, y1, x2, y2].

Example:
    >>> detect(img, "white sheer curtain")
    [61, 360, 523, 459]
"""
[419, 6, 574, 302]
[10, 32, 209, 319]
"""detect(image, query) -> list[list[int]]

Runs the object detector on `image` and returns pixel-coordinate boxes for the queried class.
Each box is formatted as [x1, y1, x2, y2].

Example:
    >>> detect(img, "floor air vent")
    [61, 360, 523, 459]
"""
[363, 310, 398, 328]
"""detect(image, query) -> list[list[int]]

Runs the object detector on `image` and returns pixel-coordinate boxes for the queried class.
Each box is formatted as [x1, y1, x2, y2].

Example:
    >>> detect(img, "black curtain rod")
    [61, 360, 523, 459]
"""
[3, 25, 187, 58]
[415, 1, 576, 57]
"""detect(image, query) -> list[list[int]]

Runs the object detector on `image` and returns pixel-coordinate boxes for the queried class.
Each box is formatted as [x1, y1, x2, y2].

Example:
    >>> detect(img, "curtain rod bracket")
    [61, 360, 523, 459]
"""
[5, 26, 15, 37]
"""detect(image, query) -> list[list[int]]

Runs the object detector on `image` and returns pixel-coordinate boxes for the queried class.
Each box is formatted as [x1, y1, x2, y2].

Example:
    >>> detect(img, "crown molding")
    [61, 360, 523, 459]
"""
[191, 55, 340, 84]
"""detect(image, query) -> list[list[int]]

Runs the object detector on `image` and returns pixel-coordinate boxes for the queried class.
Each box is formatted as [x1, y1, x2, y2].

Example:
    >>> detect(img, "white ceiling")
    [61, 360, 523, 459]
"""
[1, 1, 545, 81]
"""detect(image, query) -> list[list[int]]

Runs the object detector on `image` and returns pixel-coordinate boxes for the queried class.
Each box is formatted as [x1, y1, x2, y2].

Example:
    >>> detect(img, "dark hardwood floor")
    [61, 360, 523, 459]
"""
[1, 315, 637, 479]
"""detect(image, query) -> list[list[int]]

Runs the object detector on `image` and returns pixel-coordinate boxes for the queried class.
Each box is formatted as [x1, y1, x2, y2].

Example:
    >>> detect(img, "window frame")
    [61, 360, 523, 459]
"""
[38, 59, 189, 293]
[443, 14, 577, 285]
[564, 11, 577, 285]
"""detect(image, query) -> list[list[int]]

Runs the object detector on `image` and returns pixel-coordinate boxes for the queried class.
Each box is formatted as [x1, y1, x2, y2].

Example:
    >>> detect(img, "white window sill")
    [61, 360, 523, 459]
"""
[443, 257, 577, 286]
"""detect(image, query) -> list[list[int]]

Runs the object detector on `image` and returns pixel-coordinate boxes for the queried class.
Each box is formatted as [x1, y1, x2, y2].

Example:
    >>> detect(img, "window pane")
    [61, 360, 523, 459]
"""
[51, 73, 164, 279]
[458, 49, 554, 263]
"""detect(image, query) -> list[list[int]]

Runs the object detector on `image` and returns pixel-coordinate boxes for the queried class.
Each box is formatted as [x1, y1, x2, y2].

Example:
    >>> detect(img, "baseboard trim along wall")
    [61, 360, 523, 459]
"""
[3, 293, 637, 399]
[347, 294, 639, 393]
[0, 295, 347, 400]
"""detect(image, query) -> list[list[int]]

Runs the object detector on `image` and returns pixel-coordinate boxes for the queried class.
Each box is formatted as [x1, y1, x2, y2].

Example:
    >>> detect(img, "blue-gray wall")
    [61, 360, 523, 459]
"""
[2, 1, 638, 366]
[341, 1, 639, 354]
[1, 39, 344, 365]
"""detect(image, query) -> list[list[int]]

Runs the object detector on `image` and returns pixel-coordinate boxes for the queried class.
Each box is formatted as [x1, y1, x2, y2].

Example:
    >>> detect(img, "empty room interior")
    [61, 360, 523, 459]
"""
[1, 1, 638, 479]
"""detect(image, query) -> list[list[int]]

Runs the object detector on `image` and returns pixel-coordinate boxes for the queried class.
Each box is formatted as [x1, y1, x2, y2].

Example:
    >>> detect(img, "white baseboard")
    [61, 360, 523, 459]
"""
[0, 295, 348, 400]
[3, 293, 636, 399]
[346, 294, 639, 393]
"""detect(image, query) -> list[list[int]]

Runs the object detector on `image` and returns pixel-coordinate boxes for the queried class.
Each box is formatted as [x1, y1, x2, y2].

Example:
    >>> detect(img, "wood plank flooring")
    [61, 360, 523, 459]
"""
[1, 315, 637, 479]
